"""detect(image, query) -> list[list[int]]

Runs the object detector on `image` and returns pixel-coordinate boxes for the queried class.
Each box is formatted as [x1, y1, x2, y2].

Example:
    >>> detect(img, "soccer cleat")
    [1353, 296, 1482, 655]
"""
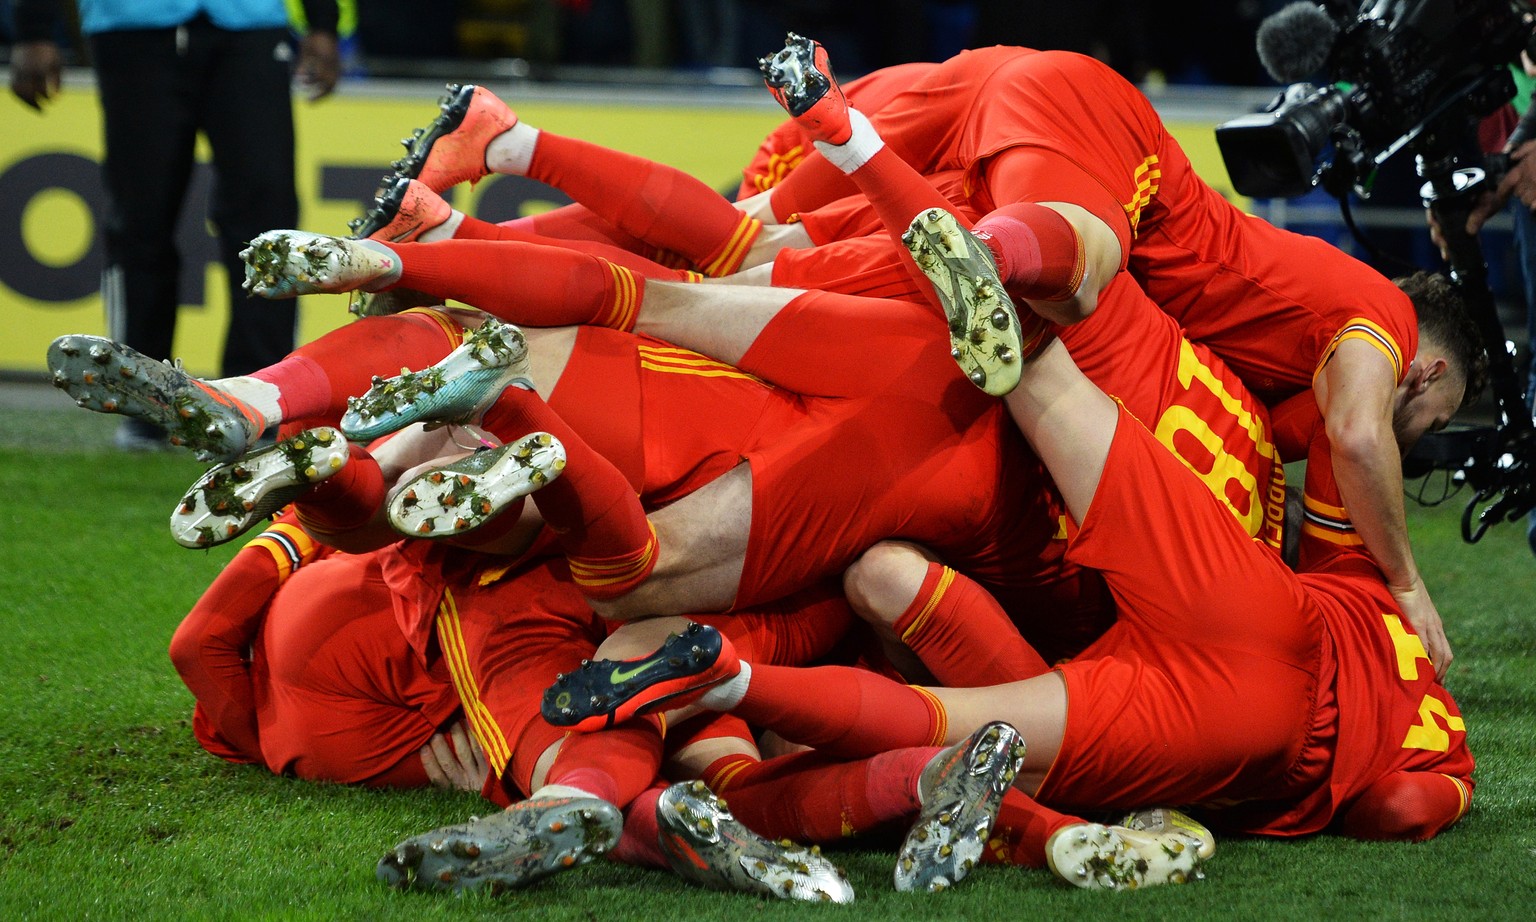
[657, 780, 855, 903]
[1118, 807, 1215, 861]
[1046, 822, 1206, 891]
[894, 721, 1026, 893]
[348, 285, 441, 319]
[758, 33, 852, 145]
[171, 427, 348, 548]
[904, 207, 1037, 397]
[339, 318, 533, 442]
[388, 432, 565, 538]
[376, 795, 623, 894]
[393, 83, 519, 193]
[47, 334, 266, 464]
[541, 622, 739, 732]
[242, 230, 400, 299]
[349, 174, 454, 243]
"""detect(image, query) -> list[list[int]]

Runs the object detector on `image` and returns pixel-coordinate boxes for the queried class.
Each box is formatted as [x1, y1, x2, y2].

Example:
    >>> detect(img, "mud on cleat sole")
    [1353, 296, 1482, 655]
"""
[541, 622, 738, 732]
[388, 432, 565, 538]
[171, 427, 348, 548]
[903, 208, 1029, 397]
[894, 720, 1026, 893]
[47, 334, 263, 464]
[340, 318, 533, 442]
[1046, 822, 1206, 891]
[240, 230, 399, 300]
[376, 796, 623, 894]
[658, 780, 855, 903]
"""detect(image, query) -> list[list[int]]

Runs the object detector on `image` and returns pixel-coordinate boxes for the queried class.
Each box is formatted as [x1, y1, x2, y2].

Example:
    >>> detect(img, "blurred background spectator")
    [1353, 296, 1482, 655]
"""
[0, 0, 1284, 84]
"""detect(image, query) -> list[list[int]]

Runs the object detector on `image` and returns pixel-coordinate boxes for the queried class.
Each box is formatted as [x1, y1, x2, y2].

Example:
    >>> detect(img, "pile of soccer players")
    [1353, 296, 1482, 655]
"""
[49, 34, 1479, 902]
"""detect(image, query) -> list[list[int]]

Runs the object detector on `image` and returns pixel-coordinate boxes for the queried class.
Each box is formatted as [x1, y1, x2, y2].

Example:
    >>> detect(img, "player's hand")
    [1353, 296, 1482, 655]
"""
[9, 40, 62, 111]
[1391, 578, 1452, 680]
[296, 31, 340, 102]
[420, 721, 490, 793]
[1484, 141, 1536, 222]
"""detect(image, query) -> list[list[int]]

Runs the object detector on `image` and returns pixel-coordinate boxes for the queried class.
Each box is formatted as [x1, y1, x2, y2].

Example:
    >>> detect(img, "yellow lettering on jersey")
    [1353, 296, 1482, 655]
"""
[1174, 340, 1277, 461]
[1382, 613, 1432, 680]
[1154, 405, 1263, 536]
[1401, 694, 1465, 752]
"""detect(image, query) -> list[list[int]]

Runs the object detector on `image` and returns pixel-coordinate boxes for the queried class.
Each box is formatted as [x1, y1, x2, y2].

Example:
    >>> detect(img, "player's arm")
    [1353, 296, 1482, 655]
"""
[167, 511, 318, 762]
[1312, 337, 1450, 675]
[1338, 771, 1472, 841]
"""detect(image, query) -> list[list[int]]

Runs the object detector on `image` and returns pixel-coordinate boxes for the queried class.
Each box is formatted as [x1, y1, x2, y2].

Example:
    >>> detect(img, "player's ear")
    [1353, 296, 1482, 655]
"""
[1415, 356, 1449, 393]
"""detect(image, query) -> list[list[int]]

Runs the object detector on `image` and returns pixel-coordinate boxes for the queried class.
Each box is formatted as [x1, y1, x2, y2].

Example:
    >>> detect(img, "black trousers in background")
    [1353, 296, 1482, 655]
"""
[90, 19, 299, 377]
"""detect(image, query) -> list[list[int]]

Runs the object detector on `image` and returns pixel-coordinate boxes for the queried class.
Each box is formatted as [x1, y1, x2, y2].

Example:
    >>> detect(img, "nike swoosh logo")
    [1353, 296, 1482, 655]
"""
[609, 657, 665, 684]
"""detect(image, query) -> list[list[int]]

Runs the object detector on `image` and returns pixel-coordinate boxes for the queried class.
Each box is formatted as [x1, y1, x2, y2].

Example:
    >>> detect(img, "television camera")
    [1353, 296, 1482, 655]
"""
[1217, 0, 1536, 546]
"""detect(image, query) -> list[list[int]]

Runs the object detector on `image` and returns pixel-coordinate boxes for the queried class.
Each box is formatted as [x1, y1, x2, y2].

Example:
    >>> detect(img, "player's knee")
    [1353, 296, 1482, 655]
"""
[843, 541, 932, 631]
[586, 593, 645, 622]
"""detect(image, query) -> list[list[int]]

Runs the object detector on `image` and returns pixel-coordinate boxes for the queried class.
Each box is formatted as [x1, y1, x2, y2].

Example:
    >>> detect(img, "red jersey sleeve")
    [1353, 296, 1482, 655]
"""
[169, 514, 325, 763]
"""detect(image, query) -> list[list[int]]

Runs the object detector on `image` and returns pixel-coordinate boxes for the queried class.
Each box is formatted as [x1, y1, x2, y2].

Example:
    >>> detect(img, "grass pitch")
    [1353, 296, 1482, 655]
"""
[1, 390, 1534, 920]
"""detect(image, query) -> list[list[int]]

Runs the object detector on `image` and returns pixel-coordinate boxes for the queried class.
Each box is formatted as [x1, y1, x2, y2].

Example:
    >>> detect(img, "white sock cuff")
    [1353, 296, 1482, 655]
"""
[697, 660, 751, 711]
[531, 782, 602, 801]
[490, 122, 541, 176]
[812, 109, 884, 174]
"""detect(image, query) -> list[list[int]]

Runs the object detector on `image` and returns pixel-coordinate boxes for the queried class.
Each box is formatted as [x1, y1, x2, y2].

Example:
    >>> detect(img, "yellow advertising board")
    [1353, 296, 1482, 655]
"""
[1, 79, 1237, 376]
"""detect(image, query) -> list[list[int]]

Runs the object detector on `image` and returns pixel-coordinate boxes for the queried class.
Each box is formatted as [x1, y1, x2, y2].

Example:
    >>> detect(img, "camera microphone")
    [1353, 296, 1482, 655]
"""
[1257, 2, 1340, 83]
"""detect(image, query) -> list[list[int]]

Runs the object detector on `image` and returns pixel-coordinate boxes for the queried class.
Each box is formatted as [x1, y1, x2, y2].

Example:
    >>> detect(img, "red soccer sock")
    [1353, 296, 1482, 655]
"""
[707, 747, 933, 843]
[260, 309, 463, 422]
[480, 390, 656, 599]
[893, 562, 1050, 686]
[292, 444, 386, 538]
[454, 214, 701, 279]
[973, 203, 1086, 302]
[734, 663, 947, 756]
[610, 785, 668, 868]
[982, 788, 1078, 868]
[528, 133, 762, 277]
[544, 719, 664, 809]
[708, 582, 853, 666]
[766, 154, 859, 221]
[389, 239, 644, 331]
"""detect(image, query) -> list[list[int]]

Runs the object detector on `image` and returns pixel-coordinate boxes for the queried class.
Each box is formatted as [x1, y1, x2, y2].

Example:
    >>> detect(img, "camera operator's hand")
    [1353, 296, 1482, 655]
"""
[1463, 140, 1536, 235]
[1392, 577, 1453, 680]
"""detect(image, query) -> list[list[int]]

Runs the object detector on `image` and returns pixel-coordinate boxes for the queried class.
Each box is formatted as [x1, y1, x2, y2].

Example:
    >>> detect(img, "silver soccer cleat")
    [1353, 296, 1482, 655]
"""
[657, 780, 854, 903]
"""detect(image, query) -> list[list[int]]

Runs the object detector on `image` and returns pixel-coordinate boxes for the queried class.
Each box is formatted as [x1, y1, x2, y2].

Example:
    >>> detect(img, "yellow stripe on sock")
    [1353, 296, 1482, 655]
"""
[602, 264, 641, 332]
[909, 685, 949, 747]
[702, 214, 762, 277]
[899, 566, 956, 644]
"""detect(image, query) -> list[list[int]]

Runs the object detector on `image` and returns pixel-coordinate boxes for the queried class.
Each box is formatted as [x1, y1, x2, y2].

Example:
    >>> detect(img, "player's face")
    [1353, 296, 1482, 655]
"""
[1393, 373, 1465, 453]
